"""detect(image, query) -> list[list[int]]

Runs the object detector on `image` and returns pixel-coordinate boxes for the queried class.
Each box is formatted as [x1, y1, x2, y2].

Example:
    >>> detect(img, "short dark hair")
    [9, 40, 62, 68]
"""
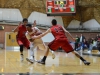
[52, 19, 57, 25]
[26, 24, 32, 27]
[23, 18, 28, 22]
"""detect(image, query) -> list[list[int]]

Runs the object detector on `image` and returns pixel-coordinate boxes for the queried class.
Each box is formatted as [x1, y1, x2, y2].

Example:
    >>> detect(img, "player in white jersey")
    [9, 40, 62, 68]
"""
[26, 24, 55, 63]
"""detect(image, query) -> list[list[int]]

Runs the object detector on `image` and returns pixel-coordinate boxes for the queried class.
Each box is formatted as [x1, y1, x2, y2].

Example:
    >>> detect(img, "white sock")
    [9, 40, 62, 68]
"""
[31, 47, 35, 57]
[28, 47, 34, 59]
[30, 47, 34, 59]
[28, 42, 34, 59]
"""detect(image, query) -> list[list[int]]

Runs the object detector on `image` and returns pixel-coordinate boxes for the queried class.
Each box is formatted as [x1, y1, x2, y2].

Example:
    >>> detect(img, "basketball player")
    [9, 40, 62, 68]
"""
[31, 19, 90, 65]
[25, 24, 55, 63]
[13, 18, 31, 61]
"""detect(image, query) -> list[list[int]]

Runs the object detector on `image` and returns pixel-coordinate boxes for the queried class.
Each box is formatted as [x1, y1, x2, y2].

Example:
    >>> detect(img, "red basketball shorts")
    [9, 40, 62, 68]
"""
[48, 38, 74, 53]
[16, 37, 30, 49]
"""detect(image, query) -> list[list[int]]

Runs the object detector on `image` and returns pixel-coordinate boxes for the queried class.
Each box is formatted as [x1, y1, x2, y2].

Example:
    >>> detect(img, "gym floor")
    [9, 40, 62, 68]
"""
[0, 49, 100, 74]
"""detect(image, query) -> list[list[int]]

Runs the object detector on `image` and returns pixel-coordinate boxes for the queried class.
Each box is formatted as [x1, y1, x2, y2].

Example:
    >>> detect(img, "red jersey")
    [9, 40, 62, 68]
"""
[17, 25, 27, 38]
[50, 25, 66, 39]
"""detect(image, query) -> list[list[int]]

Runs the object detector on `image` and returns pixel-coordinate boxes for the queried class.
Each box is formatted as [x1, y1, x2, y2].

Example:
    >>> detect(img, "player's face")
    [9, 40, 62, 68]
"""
[23, 21, 28, 25]
[26, 27, 32, 32]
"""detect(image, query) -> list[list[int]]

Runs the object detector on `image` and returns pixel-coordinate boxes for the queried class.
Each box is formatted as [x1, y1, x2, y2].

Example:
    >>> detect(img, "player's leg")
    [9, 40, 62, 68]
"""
[37, 46, 49, 64]
[20, 45, 24, 61]
[28, 42, 34, 59]
[26, 45, 36, 63]
[42, 42, 55, 59]
[24, 39, 35, 63]
[37, 42, 55, 59]
[16, 38, 24, 61]
[43, 42, 55, 59]
[62, 39, 90, 65]
[26, 47, 35, 63]
[37, 40, 58, 64]
[72, 51, 90, 65]
[29, 46, 34, 60]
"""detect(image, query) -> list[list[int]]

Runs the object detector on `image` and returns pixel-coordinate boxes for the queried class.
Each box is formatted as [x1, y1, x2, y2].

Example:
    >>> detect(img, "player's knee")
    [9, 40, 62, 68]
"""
[27, 47, 30, 49]
[30, 47, 33, 49]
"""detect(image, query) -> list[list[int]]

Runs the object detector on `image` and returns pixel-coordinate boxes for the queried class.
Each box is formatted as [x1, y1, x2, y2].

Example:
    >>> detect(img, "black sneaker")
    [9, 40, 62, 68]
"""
[84, 61, 90, 65]
[37, 59, 45, 64]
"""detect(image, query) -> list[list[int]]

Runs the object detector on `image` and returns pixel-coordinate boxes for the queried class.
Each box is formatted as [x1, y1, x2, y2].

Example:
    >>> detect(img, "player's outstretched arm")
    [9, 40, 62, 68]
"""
[62, 26, 75, 41]
[32, 20, 36, 27]
[13, 26, 19, 32]
[34, 27, 42, 35]
[31, 28, 51, 39]
[13, 22, 22, 32]
[35, 31, 42, 35]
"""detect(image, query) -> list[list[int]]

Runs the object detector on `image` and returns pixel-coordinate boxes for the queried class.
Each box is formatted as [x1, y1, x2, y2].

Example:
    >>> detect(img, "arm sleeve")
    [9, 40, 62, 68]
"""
[25, 32, 31, 39]
[34, 27, 41, 32]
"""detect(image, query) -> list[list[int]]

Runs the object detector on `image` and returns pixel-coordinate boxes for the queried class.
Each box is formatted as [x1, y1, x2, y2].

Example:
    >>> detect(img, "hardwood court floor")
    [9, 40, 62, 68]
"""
[0, 49, 100, 73]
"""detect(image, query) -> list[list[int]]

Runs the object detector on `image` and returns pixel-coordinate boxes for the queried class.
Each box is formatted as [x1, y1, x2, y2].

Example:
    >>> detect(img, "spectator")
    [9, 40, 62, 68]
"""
[75, 35, 80, 50]
[80, 34, 86, 51]
[97, 40, 100, 54]
[92, 39, 97, 49]
[88, 38, 93, 53]
[95, 34, 99, 41]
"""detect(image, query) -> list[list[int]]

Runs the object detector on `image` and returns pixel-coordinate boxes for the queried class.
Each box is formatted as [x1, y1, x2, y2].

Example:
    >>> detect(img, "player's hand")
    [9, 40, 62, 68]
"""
[29, 39, 34, 42]
[33, 20, 36, 27]
[31, 36, 39, 39]
[35, 32, 42, 36]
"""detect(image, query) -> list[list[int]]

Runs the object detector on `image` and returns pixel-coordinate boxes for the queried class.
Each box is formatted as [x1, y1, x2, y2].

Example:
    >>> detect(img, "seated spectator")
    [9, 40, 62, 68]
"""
[97, 40, 100, 54]
[87, 38, 93, 53]
[75, 35, 80, 50]
[92, 39, 97, 49]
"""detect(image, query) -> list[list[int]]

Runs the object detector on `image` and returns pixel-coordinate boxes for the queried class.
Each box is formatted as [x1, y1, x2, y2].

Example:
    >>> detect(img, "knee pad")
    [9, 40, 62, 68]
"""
[20, 45, 23, 52]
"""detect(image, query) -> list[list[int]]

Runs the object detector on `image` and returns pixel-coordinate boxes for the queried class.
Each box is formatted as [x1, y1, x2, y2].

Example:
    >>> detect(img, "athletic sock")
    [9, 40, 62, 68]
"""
[80, 57, 86, 62]
[28, 47, 34, 59]
[21, 54, 23, 55]
[42, 56, 47, 62]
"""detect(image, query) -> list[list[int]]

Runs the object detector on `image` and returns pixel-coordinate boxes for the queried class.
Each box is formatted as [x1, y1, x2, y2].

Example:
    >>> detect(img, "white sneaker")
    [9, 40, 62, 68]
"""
[51, 51, 55, 59]
[98, 51, 100, 54]
[26, 58, 35, 63]
[87, 51, 91, 53]
[20, 54, 24, 61]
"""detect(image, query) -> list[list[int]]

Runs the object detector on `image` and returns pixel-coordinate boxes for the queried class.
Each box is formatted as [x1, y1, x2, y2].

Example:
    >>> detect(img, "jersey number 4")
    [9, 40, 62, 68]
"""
[54, 27, 63, 33]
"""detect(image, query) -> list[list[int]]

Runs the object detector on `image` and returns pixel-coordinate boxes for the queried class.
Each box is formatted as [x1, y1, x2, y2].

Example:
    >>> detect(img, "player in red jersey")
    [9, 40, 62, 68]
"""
[31, 19, 90, 65]
[13, 18, 30, 61]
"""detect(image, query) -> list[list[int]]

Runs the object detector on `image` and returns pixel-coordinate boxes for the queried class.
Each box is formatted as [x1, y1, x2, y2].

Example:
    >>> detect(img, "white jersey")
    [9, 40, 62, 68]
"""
[26, 27, 41, 39]
[31, 27, 41, 35]
[26, 27, 46, 50]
